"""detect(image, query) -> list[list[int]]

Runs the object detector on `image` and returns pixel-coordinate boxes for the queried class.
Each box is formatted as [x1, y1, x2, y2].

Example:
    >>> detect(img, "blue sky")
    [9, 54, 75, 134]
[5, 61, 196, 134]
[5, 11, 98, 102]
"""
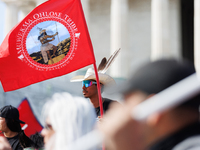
[0, 1, 5, 45]
[27, 21, 70, 54]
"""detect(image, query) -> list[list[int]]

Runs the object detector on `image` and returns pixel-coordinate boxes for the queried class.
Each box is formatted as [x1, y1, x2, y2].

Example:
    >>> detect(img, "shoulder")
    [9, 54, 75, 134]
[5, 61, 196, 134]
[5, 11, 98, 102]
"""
[103, 98, 119, 109]
[7, 134, 19, 143]
[7, 135, 23, 150]
[173, 135, 200, 150]
[104, 98, 119, 104]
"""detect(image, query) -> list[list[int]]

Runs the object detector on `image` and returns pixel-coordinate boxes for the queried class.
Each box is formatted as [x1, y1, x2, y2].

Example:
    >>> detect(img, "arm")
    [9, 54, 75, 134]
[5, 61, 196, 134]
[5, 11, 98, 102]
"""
[40, 32, 58, 44]
[40, 38, 55, 44]
[44, 32, 58, 39]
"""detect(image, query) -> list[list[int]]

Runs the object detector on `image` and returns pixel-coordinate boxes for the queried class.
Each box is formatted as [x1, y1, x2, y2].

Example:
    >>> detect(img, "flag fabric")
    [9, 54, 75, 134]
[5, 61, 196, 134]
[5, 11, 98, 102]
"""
[0, 0, 95, 92]
[0, 22, 20, 58]
[18, 98, 43, 137]
[0, 33, 10, 58]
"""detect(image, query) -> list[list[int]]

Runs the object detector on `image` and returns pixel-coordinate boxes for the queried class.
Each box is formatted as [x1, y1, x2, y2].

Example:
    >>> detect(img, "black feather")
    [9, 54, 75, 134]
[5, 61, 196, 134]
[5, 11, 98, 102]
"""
[98, 57, 107, 71]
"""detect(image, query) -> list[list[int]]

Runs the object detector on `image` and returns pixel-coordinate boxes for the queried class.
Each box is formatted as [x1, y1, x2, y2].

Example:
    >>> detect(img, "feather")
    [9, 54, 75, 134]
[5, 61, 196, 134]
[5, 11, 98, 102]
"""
[98, 57, 107, 72]
[100, 48, 121, 74]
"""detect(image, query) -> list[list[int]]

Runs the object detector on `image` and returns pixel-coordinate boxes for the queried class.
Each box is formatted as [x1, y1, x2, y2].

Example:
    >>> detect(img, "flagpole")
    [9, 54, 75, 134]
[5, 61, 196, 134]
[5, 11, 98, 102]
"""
[93, 63, 104, 117]
[93, 63, 105, 150]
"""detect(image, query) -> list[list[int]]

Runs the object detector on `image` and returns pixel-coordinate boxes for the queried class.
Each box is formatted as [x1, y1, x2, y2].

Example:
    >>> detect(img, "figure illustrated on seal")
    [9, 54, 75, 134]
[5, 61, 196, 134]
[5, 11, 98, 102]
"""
[38, 29, 58, 64]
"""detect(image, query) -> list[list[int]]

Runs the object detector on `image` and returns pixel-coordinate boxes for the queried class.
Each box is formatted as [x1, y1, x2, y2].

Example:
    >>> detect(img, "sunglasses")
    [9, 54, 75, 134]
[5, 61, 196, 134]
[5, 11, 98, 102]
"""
[82, 80, 97, 88]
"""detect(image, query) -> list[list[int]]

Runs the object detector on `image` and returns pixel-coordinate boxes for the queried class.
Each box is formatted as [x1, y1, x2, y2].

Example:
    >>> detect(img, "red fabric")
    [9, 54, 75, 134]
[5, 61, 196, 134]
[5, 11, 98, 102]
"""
[0, 0, 95, 92]
[18, 98, 43, 137]
[0, 22, 19, 58]
[0, 33, 10, 58]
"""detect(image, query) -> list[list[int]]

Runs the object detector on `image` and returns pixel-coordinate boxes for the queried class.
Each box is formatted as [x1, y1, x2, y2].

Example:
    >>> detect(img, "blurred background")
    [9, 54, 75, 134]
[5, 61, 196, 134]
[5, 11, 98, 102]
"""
[0, 0, 195, 124]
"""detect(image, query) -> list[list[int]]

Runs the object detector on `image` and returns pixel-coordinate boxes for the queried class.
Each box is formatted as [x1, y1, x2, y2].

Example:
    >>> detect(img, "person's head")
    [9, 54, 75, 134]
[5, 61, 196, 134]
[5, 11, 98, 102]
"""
[41, 92, 96, 150]
[0, 105, 34, 148]
[0, 105, 25, 133]
[39, 29, 46, 35]
[38, 29, 47, 41]
[120, 59, 200, 145]
[122, 59, 198, 108]
[71, 68, 115, 98]
[71, 49, 121, 99]
[82, 79, 104, 98]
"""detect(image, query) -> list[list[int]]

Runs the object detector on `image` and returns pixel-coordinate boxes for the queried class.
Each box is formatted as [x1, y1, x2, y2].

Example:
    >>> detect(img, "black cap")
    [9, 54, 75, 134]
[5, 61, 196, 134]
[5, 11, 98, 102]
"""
[0, 105, 25, 124]
[120, 59, 200, 108]
[121, 59, 195, 95]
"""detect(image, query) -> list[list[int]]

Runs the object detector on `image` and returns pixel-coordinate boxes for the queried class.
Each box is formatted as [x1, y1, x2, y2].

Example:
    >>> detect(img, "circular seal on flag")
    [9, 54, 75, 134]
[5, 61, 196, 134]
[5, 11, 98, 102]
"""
[17, 12, 79, 71]
[26, 21, 70, 66]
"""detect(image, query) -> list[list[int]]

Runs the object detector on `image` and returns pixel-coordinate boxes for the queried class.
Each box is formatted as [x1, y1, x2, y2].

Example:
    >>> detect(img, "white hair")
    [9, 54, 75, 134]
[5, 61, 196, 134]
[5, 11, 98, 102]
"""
[42, 92, 97, 150]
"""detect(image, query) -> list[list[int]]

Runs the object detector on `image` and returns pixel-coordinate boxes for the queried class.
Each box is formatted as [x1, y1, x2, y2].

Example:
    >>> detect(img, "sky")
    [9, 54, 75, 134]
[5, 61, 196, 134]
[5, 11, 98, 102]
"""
[0, 1, 5, 45]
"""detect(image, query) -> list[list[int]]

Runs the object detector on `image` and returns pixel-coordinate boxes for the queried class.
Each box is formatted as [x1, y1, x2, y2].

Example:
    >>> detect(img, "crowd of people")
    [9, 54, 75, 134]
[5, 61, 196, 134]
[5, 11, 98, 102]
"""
[0, 58, 200, 150]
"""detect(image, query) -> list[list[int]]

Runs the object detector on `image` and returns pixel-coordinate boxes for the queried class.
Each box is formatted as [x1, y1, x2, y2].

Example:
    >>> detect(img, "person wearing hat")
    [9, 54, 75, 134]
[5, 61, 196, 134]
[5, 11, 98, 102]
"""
[70, 50, 121, 118]
[98, 59, 200, 150]
[71, 68, 117, 118]
[38, 29, 58, 64]
[0, 105, 35, 150]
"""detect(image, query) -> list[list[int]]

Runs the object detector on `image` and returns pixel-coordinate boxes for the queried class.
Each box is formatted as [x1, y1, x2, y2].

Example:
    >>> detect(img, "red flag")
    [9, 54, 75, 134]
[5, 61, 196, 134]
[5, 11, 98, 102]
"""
[0, 22, 19, 58]
[0, 33, 10, 58]
[18, 98, 43, 137]
[0, 0, 95, 92]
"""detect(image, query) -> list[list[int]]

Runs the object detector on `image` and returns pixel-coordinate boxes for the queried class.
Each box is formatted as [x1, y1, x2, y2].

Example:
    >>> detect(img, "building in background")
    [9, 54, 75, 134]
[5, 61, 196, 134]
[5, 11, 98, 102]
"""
[0, 0, 196, 122]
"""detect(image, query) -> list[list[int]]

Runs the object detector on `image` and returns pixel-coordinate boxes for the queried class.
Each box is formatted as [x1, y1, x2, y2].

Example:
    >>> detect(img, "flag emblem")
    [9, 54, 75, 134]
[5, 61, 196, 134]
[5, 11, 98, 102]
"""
[17, 12, 80, 71]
